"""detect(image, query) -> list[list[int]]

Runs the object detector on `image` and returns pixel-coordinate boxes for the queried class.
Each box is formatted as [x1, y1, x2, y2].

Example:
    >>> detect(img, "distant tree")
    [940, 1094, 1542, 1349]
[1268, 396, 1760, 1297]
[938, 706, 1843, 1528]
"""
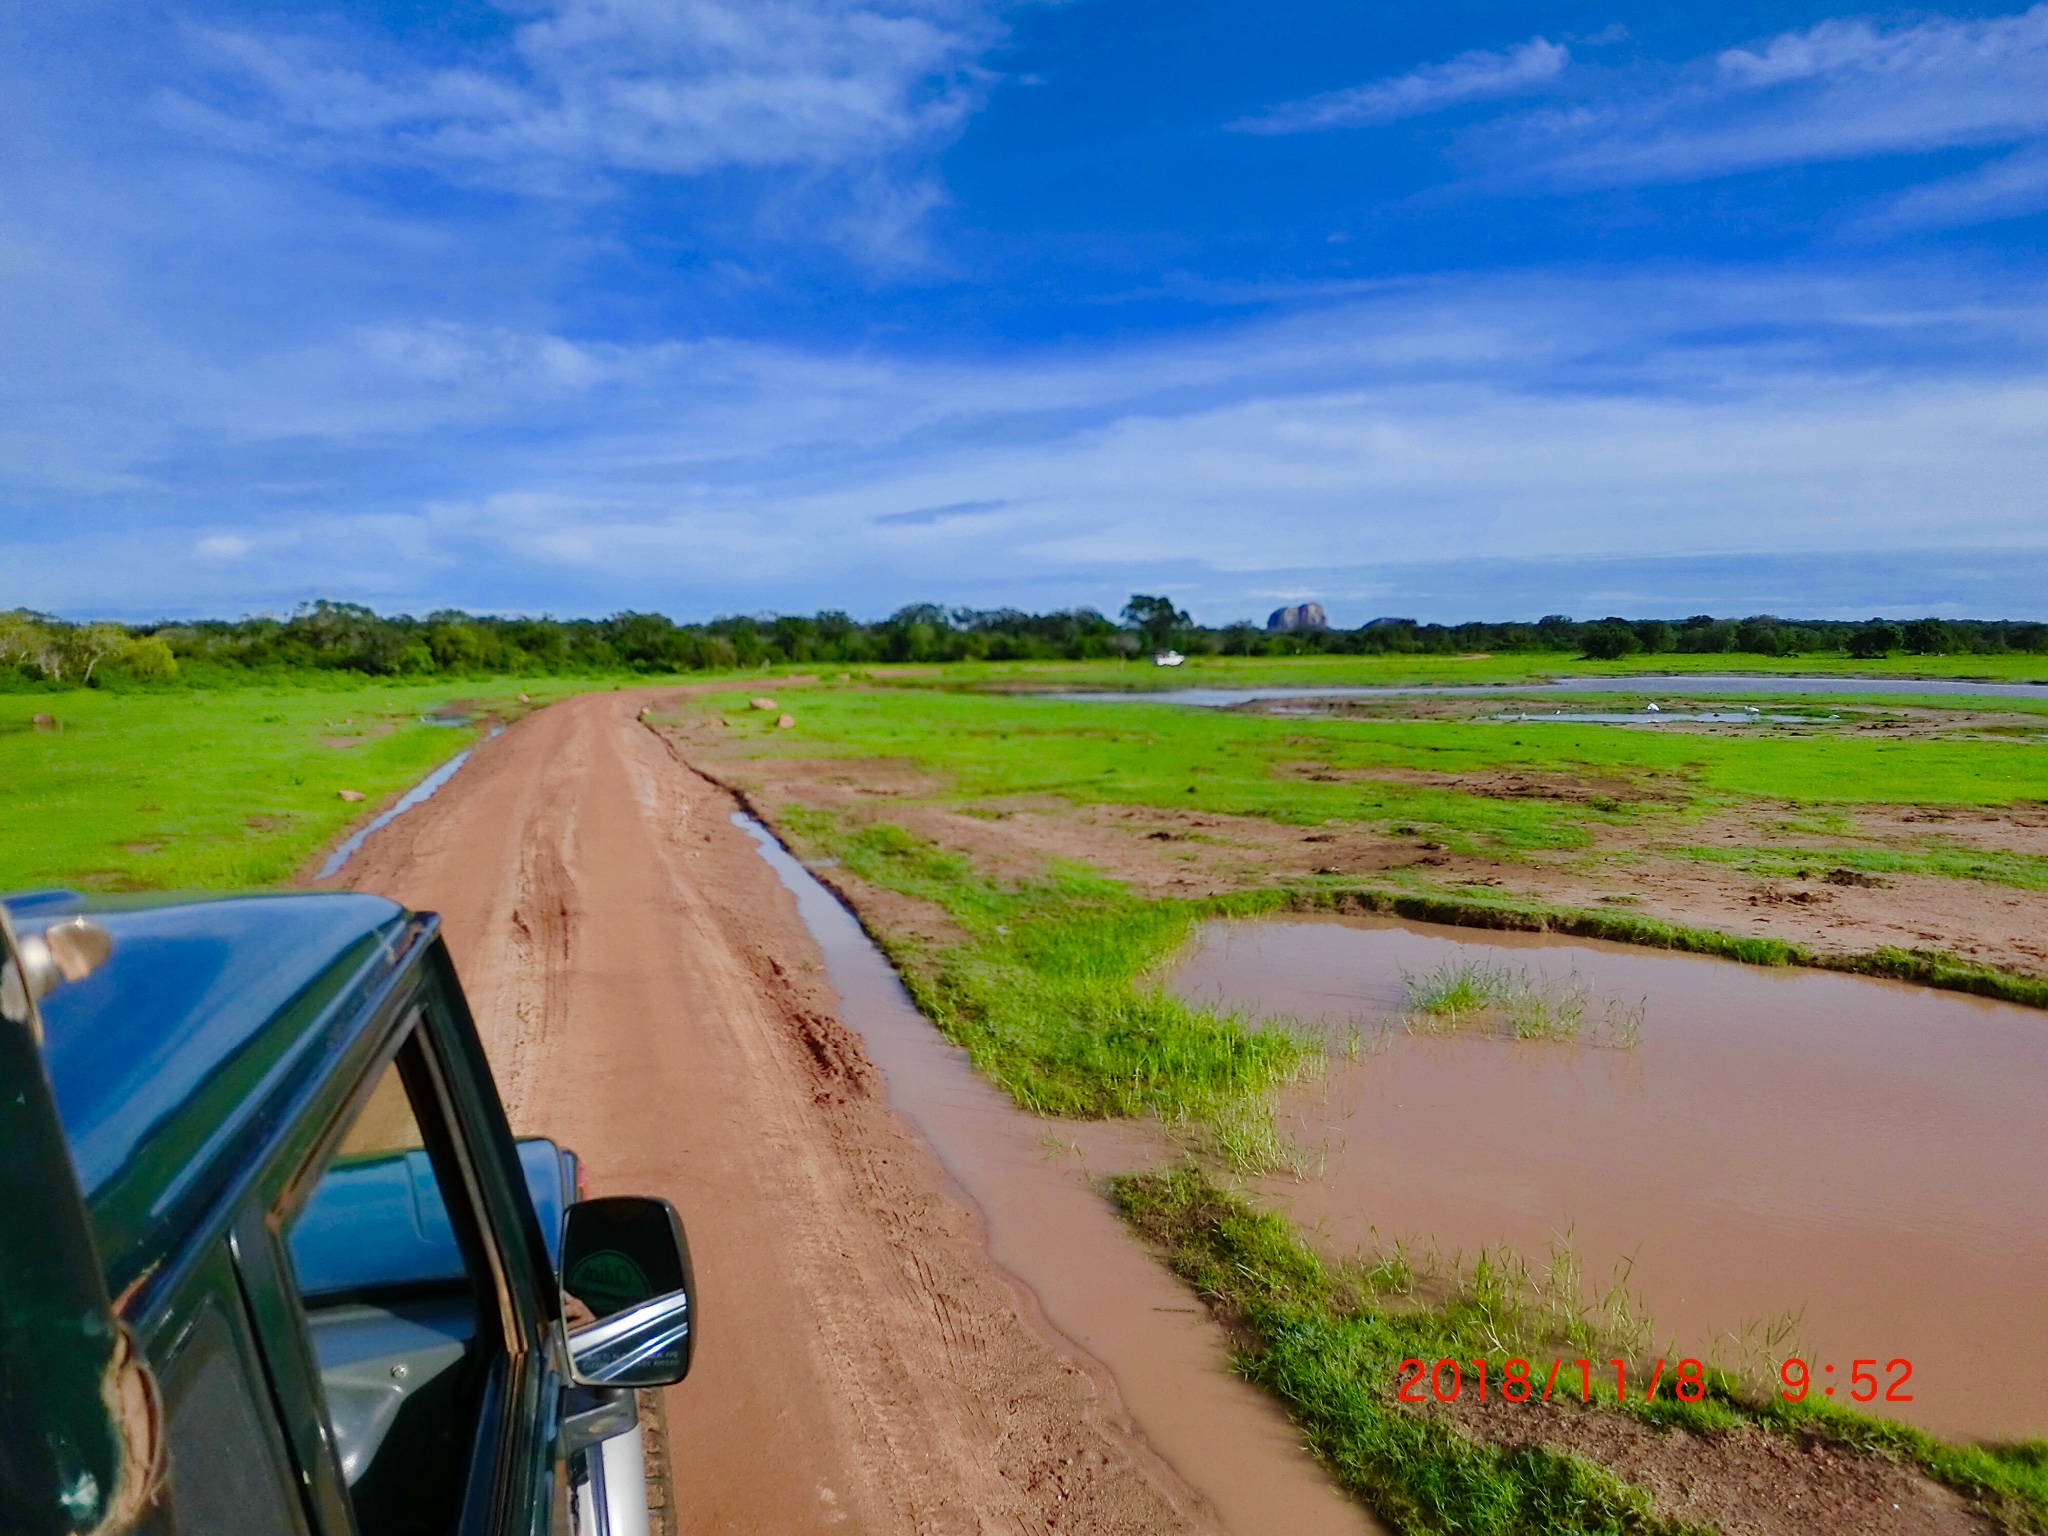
[281, 600, 396, 672]
[1218, 622, 1264, 656]
[0, 612, 49, 676]
[426, 619, 486, 672]
[53, 623, 130, 684]
[17, 599, 2033, 689]
[1677, 616, 1735, 653]
[1580, 618, 1642, 660]
[1735, 617, 1785, 655]
[1902, 618, 1955, 655]
[608, 611, 683, 671]
[1631, 620, 1675, 653]
[114, 636, 179, 682]
[724, 620, 767, 666]
[1121, 595, 1190, 653]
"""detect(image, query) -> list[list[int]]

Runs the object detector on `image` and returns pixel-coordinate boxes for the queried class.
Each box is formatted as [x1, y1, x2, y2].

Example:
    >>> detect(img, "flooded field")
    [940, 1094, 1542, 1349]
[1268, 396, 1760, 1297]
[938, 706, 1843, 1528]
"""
[1170, 916, 2048, 1444]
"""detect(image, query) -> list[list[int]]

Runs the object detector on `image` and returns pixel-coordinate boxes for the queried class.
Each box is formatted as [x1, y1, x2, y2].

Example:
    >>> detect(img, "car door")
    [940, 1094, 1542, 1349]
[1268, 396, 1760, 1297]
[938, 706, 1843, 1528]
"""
[235, 987, 563, 1536]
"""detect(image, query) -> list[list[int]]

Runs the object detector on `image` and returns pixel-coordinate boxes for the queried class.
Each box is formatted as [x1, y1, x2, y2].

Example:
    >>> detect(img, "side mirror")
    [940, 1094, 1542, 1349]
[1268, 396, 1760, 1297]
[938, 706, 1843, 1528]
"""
[560, 1197, 695, 1388]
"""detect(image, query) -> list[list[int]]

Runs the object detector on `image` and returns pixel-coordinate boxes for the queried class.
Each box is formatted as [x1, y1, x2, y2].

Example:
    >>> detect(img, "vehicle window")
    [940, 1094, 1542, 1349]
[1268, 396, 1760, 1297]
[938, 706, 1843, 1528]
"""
[282, 1029, 504, 1536]
[145, 1254, 308, 1536]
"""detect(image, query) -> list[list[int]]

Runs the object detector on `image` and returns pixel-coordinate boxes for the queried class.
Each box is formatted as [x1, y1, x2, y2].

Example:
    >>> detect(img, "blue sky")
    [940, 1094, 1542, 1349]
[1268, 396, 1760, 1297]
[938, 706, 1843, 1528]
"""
[4, 0, 2047, 624]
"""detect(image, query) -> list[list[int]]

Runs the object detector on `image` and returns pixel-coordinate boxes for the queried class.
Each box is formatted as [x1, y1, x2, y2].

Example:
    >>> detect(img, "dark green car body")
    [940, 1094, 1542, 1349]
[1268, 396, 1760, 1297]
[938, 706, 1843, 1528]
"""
[1, 889, 682, 1536]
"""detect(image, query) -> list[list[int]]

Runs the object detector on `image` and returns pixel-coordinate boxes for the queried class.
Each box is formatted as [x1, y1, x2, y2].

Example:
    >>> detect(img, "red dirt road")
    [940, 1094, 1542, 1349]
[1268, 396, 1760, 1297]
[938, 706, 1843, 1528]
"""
[333, 690, 1216, 1535]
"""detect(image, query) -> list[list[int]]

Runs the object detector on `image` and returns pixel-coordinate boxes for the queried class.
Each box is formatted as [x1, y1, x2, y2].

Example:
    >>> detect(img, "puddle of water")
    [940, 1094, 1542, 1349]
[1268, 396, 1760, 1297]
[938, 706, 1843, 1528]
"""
[314, 726, 502, 880]
[735, 813, 1382, 1536]
[1047, 673, 2048, 706]
[1171, 915, 2048, 1443]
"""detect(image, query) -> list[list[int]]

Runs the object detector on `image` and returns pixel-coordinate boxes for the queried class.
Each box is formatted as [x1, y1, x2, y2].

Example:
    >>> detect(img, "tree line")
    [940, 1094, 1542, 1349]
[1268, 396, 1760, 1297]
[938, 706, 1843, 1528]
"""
[3, 598, 2044, 689]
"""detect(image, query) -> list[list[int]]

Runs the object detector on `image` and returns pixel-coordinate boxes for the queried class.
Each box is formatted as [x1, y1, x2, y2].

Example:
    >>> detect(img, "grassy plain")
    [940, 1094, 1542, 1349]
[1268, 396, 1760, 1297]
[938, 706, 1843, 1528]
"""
[0, 679, 601, 892]
[908, 650, 2048, 691]
[710, 680, 2048, 832]
[692, 673, 2048, 992]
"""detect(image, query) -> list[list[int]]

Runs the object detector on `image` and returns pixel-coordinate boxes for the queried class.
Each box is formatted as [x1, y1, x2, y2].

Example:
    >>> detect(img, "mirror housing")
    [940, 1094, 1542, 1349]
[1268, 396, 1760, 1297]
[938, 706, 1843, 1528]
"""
[560, 1197, 694, 1388]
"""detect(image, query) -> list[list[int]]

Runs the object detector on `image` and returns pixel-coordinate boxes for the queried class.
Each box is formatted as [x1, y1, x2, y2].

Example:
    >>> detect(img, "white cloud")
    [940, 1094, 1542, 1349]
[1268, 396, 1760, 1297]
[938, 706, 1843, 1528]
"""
[15, 267, 2046, 620]
[1872, 142, 2048, 230]
[1507, 5, 2048, 192]
[1233, 38, 1568, 135]
[167, 0, 997, 188]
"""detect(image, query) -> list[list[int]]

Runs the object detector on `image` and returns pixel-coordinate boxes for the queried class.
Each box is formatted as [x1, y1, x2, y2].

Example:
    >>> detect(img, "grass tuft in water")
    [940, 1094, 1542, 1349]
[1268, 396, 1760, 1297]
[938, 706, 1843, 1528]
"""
[1400, 959, 1643, 1046]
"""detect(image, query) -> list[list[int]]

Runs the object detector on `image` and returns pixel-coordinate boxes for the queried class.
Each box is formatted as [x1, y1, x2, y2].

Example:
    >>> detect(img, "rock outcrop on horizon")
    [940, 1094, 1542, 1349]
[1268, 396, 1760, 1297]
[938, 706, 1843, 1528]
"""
[1265, 602, 1328, 631]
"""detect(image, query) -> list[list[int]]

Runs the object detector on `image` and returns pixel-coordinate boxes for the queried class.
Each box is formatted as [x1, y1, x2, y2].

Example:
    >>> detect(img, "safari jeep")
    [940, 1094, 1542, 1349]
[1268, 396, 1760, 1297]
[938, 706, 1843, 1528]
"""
[0, 889, 695, 1536]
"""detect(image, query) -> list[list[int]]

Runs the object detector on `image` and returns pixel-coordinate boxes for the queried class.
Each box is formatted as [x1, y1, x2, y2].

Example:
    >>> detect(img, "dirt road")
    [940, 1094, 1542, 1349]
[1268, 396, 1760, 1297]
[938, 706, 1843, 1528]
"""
[332, 690, 1218, 1535]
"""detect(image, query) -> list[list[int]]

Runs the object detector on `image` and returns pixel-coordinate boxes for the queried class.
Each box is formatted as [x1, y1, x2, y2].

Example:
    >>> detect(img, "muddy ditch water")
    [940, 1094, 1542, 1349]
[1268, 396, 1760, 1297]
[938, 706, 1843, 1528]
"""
[315, 726, 503, 880]
[1170, 915, 2048, 1445]
[735, 813, 1384, 1536]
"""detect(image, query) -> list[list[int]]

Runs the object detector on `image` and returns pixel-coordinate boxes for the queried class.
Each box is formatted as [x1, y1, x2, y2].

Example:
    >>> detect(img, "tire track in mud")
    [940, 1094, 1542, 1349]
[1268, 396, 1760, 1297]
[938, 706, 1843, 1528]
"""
[328, 690, 1219, 1536]
[500, 830, 575, 1125]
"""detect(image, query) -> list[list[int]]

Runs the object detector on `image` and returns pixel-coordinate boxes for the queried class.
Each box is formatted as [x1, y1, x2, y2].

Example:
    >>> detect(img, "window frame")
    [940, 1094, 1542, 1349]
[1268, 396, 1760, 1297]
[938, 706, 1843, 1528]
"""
[141, 1240, 314, 1536]
[234, 988, 532, 1536]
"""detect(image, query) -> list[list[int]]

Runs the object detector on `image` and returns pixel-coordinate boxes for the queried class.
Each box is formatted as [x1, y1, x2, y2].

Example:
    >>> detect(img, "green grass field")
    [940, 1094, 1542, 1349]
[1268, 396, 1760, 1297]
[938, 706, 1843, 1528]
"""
[898, 650, 2048, 692]
[9, 654, 2044, 906]
[710, 681, 2048, 851]
[0, 680, 601, 891]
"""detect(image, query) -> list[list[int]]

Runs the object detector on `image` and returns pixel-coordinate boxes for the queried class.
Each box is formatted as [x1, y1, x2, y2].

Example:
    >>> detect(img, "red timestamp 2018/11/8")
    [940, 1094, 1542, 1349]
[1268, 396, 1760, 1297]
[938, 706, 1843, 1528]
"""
[1393, 1356, 1914, 1406]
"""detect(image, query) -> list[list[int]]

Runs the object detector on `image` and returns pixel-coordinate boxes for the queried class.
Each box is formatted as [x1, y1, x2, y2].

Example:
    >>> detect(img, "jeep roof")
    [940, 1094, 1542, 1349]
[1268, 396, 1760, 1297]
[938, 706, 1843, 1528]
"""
[1, 889, 566, 1304]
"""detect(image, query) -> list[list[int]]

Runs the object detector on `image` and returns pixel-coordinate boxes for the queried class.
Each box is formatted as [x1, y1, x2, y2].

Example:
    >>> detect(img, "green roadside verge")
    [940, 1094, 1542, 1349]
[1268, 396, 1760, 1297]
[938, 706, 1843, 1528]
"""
[0, 680, 605, 892]
[766, 802, 2048, 1534]
[1117, 1168, 1696, 1536]
[777, 806, 1316, 1163]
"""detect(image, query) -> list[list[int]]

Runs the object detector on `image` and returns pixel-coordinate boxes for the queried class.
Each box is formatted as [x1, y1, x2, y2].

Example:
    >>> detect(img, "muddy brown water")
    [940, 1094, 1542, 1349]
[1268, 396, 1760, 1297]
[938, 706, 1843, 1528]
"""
[1171, 914, 2048, 1444]
[736, 814, 1384, 1536]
